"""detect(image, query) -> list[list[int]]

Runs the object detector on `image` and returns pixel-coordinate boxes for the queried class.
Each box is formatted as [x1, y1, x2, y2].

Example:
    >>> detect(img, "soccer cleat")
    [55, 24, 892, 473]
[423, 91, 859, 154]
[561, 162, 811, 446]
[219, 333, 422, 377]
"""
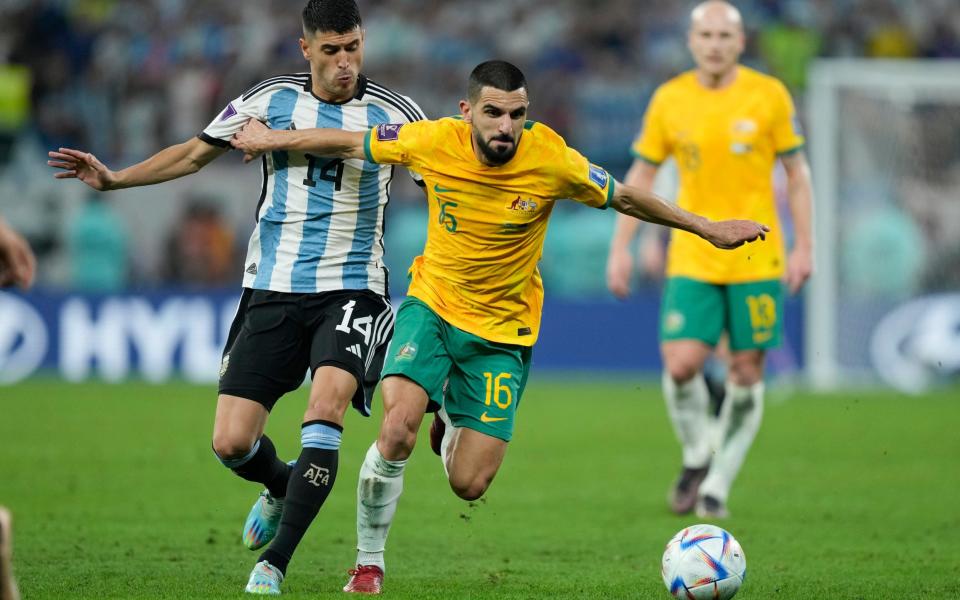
[695, 494, 730, 519]
[343, 564, 384, 594]
[245, 560, 284, 595]
[242, 490, 284, 550]
[429, 412, 445, 456]
[668, 466, 709, 515]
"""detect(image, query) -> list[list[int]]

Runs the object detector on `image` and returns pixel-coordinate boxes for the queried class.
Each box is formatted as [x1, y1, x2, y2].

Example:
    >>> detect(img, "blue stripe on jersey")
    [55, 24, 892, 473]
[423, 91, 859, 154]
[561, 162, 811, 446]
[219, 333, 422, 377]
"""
[342, 104, 390, 289]
[254, 89, 299, 289]
[290, 103, 343, 290]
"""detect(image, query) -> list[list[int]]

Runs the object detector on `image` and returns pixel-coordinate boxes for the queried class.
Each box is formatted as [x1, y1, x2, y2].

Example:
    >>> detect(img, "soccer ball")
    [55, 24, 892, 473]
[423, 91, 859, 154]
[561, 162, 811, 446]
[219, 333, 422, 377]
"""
[661, 524, 746, 599]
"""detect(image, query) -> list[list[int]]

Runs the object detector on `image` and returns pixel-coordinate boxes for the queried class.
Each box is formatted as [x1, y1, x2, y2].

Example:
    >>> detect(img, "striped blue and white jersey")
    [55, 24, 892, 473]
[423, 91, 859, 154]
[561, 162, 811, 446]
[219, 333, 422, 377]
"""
[199, 73, 426, 295]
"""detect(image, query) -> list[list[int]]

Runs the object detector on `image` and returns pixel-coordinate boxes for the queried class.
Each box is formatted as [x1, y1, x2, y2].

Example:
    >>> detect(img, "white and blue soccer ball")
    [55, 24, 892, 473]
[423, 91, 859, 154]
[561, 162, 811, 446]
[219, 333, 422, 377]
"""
[661, 524, 746, 600]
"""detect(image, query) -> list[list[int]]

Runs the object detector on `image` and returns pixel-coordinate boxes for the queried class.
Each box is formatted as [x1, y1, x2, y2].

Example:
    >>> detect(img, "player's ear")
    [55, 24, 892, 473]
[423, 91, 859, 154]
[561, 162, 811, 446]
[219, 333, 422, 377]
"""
[299, 37, 310, 61]
[459, 100, 472, 123]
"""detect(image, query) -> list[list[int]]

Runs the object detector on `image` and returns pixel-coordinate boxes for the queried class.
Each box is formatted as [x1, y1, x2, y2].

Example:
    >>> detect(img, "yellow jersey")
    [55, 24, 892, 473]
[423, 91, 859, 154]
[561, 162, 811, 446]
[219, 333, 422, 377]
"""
[632, 66, 804, 283]
[365, 117, 614, 345]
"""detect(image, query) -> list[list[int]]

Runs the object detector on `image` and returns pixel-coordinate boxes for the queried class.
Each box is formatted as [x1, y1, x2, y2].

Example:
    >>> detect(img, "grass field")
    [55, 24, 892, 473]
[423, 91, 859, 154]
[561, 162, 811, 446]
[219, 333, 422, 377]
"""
[1, 377, 958, 599]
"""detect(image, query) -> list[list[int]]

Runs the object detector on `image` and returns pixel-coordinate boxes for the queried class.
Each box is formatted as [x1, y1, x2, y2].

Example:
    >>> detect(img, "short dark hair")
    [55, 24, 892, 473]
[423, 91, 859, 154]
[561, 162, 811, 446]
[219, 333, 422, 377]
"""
[468, 60, 527, 102]
[302, 0, 362, 35]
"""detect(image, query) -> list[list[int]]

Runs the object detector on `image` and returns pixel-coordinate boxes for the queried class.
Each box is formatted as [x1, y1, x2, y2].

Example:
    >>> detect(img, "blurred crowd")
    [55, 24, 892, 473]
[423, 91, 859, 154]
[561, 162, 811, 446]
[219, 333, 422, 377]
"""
[0, 0, 958, 292]
[3, 0, 959, 166]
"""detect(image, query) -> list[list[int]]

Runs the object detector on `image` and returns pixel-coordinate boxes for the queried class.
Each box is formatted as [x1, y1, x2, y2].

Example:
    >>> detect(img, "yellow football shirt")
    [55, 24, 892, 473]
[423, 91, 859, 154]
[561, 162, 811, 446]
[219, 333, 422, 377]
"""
[632, 66, 804, 283]
[365, 117, 614, 345]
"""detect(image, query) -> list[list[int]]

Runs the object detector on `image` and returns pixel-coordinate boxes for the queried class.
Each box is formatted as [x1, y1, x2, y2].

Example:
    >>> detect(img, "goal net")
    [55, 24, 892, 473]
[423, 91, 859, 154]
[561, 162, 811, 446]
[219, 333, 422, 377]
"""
[805, 60, 960, 393]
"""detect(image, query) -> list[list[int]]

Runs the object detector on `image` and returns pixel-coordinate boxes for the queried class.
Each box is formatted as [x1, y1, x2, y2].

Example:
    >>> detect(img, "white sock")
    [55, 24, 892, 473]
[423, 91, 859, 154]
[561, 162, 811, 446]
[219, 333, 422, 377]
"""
[438, 406, 455, 477]
[355, 442, 407, 571]
[700, 381, 765, 503]
[662, 371, 712, 468]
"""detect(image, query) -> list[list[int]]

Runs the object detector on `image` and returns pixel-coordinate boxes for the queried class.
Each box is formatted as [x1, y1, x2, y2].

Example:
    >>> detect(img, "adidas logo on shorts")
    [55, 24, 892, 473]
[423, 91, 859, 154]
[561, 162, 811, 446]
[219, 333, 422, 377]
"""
[346, 344, 362, 358]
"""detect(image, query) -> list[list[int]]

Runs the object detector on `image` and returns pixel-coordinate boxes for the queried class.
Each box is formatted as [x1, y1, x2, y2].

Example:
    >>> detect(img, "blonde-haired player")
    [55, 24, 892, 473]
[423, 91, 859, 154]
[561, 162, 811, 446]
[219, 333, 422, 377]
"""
[607, 1, 814, 518]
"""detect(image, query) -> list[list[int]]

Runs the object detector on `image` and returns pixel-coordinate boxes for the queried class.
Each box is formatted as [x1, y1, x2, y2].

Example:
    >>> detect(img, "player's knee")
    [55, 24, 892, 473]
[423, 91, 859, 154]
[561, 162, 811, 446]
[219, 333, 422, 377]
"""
[728, 354, 764, 386]
[665, 361, 700, 384]
[211, 433, 256, 463]
[449, 475, 490, 501]
[377, 413, 418, 460]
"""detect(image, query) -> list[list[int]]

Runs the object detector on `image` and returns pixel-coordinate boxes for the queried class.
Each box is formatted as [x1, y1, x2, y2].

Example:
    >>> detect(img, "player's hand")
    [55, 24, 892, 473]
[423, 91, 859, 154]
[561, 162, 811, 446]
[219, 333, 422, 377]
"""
[231, 119, 272, 163]
[785, 244, 813, 294]
[702, 220, 769, 250]
[0, 222, 35, 289]
[47, 148, 117, 191]
[606, 245, 634, 299]
[638, 234, 665, 279]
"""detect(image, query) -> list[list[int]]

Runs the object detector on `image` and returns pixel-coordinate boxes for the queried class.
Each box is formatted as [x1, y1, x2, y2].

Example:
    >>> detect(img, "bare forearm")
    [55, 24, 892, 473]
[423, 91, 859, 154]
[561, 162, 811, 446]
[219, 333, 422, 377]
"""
[610, 161, 657, 251]
[256, 128, 365, 160]
[612, 185, 708, 238]
[786, 170, 813, 251]
[112, 139, 223, 190]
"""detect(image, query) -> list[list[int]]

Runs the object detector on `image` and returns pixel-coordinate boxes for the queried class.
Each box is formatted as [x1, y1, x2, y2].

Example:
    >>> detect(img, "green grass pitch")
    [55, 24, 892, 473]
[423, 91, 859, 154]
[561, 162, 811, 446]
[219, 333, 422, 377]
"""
[1, 378, 958, 599]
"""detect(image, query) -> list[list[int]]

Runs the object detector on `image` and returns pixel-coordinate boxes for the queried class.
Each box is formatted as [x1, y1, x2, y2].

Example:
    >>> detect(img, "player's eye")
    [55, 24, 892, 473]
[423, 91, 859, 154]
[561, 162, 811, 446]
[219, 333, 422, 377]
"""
[510, 109, 526, 119]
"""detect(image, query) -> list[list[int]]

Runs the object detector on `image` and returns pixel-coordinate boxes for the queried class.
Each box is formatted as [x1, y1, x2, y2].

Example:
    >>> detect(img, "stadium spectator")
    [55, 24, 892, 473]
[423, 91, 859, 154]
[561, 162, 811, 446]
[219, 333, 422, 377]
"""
[0, 507, 19, 600]
[0, 215, 35, 289]
[606, 1, 814, 519]
[47, 1, 427, 594]
[231, 58, 768, 594]
[161, 200, 235, 287]
[67, 194, 129, 291]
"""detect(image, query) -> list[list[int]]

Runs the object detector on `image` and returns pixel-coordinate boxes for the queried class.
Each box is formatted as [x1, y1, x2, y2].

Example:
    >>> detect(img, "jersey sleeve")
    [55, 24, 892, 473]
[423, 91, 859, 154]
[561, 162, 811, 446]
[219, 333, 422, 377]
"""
[557, 145, 615, 209]
[770, 81, 805, 156]
[364, 120, 432, 168]
[630, 88, 671, 165]
[199, 90, 272, 148]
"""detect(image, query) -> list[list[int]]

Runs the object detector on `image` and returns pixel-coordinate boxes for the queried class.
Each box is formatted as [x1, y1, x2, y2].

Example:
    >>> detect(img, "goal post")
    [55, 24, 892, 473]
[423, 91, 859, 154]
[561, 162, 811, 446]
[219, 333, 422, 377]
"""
[805, 59, 960, 391]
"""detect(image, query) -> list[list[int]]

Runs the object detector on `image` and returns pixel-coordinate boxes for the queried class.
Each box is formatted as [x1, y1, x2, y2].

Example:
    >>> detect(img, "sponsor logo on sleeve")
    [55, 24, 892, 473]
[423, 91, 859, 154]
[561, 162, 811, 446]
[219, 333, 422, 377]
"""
[377, 123, 403, 141]
[219, 102, 238, 121]
[588, 164, 608, 189]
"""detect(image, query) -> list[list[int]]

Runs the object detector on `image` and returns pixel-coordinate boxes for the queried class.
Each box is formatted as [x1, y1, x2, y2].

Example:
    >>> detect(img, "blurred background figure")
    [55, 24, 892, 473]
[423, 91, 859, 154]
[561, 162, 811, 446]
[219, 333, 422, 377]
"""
[67, 194, 128, 292]
[161, 199, 236, 287]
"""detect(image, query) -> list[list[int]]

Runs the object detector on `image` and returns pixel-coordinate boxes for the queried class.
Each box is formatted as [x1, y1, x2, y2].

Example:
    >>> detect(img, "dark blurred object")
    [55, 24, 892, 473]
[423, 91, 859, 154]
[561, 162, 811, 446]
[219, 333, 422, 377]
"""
[162, 199, 236, 286]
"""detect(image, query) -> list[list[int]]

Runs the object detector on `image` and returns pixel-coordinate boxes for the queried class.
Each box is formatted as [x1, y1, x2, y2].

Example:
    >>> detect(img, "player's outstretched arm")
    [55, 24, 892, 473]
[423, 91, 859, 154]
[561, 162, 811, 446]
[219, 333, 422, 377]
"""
[47, 137, 227, 191]
[0, 218, 36, 290]
[230, 119, 367, 162]
[611, 182, 769, 250]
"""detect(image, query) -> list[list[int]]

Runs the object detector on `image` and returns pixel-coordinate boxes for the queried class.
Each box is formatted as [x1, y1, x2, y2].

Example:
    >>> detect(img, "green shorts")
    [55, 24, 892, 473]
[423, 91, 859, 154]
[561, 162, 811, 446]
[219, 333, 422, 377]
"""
[660, 277, 784, 351]
[381, 297, 533, 442]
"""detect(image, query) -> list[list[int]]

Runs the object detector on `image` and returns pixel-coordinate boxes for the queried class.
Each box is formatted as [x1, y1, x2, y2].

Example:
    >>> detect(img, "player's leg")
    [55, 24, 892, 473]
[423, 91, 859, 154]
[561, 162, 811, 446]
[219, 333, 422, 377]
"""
[438, 335, 529, 500]
[347, 298, 450, 593]
[214, 290, 306, 552]
[0, 506, 20, 600]
[250, 290, 393, 587]
[660, 277, 725, 514]
[698, 280, 782, 517]
[255, 366, 356, 578]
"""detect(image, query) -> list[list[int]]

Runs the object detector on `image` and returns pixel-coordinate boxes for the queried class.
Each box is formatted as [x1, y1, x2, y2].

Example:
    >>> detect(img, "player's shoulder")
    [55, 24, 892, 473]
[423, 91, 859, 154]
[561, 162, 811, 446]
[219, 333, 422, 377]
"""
[240, 72, 311, 102]
[363, 76, 428, 123]
[739, 66, 791, 96]
[522, 119, 567, 152]
[653, 71, 699, 99]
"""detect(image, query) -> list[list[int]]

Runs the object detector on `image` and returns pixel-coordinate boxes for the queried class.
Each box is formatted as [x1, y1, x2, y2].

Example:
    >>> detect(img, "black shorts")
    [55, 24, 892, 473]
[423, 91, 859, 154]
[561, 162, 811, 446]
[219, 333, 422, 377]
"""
[218, 288, 394, 415]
